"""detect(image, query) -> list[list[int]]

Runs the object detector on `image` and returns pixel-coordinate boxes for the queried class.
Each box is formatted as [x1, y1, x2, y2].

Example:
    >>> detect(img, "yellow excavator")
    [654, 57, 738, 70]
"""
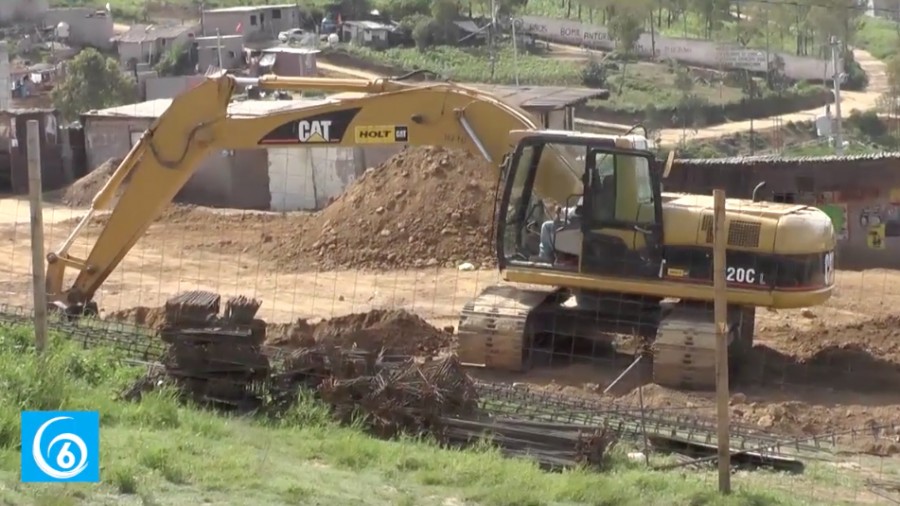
[45, 71, 836, 391]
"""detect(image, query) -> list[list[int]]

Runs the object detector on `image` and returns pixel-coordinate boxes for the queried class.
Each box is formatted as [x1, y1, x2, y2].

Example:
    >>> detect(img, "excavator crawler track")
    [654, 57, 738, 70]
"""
[458, 286, 751, 393]
[652, 306, 719, 390]
[457, 285, 555, 371]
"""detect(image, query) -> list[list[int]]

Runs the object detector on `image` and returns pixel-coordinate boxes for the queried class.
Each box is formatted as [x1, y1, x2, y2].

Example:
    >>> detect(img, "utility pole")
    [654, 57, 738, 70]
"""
[830, 36, 844, 156]
[511, 17, 519, 86]
[216, 28, 223, 69]
[488, 0, 497, 82]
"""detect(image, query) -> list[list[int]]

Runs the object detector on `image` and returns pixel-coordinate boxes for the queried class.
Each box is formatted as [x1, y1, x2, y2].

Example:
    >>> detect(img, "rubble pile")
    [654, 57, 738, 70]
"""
[260, 146, 498, 270]
[270, 347, 478, 437]
[318, 355, 479, 438]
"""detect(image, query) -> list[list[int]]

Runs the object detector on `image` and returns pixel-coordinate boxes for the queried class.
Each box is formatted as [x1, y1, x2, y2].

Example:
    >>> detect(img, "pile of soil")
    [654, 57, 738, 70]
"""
[260, 146, 497, 270]
[778, 314, 900, 362]
[267, 308, 453, 356]
[48, 158, 123, 208]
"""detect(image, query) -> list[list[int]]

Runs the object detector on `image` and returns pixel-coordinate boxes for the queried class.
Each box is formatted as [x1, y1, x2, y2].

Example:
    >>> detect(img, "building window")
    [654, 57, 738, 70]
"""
[250, 15, 257, 26]
[228, 50, 236, 59]
[272, 9, 282, 19]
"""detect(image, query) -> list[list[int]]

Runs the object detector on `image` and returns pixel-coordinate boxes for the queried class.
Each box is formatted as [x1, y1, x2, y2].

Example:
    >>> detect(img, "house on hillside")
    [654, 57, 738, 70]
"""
[196, 34, 244, 72]
[202, 4, 299, 39]
[258, 47, 318, 77]
[113, 23, 199, 66]
[341, 20, 395, 49]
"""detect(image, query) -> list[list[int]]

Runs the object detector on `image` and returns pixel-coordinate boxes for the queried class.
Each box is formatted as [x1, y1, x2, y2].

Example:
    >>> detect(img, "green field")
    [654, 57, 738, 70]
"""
[517, 0, 853, 58]
[336, 44, 748, 108]
[339, 44, 585, 86]
[856, 16, 900, 61]
[0, 323, 878, 505]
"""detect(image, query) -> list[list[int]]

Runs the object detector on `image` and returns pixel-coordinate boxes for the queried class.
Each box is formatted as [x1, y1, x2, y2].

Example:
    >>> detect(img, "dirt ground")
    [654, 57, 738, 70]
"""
[2, 145, 900, 455]
[4, 198, 900, 452]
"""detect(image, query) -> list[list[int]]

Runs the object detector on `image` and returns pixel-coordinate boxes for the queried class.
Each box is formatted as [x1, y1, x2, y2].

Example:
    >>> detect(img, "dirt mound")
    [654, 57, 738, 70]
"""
[779, 314, 900, 361]
[267, 308, 452, 355]
[260, 146, 497, 270]
[747, 315, 900, 393]
[48, 158, 123, 208]
[105, 306, 168, 329]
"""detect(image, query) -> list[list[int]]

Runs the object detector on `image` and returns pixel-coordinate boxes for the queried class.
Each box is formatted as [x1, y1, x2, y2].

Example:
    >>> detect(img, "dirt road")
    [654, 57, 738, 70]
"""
[656, 49, 889, 144]
[319, 48, 889, 143]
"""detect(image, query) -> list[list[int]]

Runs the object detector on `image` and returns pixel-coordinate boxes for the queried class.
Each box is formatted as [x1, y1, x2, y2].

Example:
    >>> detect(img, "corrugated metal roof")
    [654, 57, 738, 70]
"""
[466, 84, 609, 110]
[204, 4, 296, 14]
[453, 20, 482, 34]
[262, 46, 320, 55]
[195, 34, 242, 41]
[84, 98, 330, 120]
[83, 83, 608, 120]
[113, 23, 196, 43]
[343, 20, 394, 31]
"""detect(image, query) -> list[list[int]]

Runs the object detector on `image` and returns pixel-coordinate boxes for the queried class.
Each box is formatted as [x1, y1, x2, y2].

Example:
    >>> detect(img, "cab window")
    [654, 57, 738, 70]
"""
[587, 150, 656, 225]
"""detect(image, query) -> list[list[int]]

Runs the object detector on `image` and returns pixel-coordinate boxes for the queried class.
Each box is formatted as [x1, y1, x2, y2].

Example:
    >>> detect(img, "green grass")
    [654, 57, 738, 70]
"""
[519, 0, 808, 55]
[855, 16, 900, 61]
[335, 44, 750, 111]
[0, 322, 882, 505]
[339, 44, 584, 86]
[601, 61, 744, 112]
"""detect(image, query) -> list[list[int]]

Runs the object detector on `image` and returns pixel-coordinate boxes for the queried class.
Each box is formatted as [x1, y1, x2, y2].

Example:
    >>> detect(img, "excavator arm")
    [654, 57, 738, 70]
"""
[46, 72, 582, 310]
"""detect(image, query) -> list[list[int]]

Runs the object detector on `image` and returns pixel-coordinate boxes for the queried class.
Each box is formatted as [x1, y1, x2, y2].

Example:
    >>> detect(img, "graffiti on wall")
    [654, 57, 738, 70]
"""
[856, 203, 900, 249]
[817, 203, 848, 242]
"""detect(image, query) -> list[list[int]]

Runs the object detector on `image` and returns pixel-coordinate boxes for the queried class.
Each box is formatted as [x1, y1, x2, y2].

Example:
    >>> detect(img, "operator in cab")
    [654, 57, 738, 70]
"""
[538, 197, 583, 262]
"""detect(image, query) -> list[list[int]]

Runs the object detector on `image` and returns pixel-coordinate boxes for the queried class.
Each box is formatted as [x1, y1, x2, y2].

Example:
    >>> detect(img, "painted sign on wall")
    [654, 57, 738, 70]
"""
[516, 16, 835, 81]
[818, 204, 849, 241]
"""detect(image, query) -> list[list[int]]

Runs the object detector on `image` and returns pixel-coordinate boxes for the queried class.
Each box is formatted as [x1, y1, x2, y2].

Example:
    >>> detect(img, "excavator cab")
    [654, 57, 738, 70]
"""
[497, 130, 664, 281]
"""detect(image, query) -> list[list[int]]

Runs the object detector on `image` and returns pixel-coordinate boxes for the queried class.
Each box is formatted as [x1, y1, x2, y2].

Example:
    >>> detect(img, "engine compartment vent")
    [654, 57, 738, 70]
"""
[700, 215, 761, 248]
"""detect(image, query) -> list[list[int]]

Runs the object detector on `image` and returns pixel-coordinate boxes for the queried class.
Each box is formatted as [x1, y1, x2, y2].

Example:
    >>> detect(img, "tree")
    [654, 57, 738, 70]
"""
[52, 48, 136, 121]
[607, 2, 647, 93]
[883, 47, 900, 116]
[766, 55, 789, 95]
[673, 65, 707, 140]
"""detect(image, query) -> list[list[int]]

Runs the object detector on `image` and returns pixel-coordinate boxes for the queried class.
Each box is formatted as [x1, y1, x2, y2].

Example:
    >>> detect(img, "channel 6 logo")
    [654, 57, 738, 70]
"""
[20, 411, 99, 483]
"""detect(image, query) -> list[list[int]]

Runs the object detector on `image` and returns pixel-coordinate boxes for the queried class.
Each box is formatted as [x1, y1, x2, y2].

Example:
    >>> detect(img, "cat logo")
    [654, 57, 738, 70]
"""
[258, 108, 361, 145]
[298, 120, 333, 143]
[354, 125, 409, 144]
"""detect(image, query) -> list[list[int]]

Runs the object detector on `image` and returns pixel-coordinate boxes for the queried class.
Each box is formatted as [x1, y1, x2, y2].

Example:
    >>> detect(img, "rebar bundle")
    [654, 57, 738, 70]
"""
[317, 355, 479, 438]
[165, 290, 221, 326]
[440, 417, 620, 470]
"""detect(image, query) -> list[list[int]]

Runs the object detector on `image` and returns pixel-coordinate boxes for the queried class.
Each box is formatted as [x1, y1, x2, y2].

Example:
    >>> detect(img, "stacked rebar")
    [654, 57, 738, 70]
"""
[154, 291, 271, 409]
[440, 417, 620, 470]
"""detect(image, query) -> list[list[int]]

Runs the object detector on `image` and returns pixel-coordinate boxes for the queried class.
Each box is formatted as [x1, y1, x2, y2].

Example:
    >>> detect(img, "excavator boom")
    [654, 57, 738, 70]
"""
[46, 72, 581, 307]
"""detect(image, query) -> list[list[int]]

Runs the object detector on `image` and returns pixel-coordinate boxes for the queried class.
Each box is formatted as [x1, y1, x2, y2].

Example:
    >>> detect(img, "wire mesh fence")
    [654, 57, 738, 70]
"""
[3, 137, 900, 503]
